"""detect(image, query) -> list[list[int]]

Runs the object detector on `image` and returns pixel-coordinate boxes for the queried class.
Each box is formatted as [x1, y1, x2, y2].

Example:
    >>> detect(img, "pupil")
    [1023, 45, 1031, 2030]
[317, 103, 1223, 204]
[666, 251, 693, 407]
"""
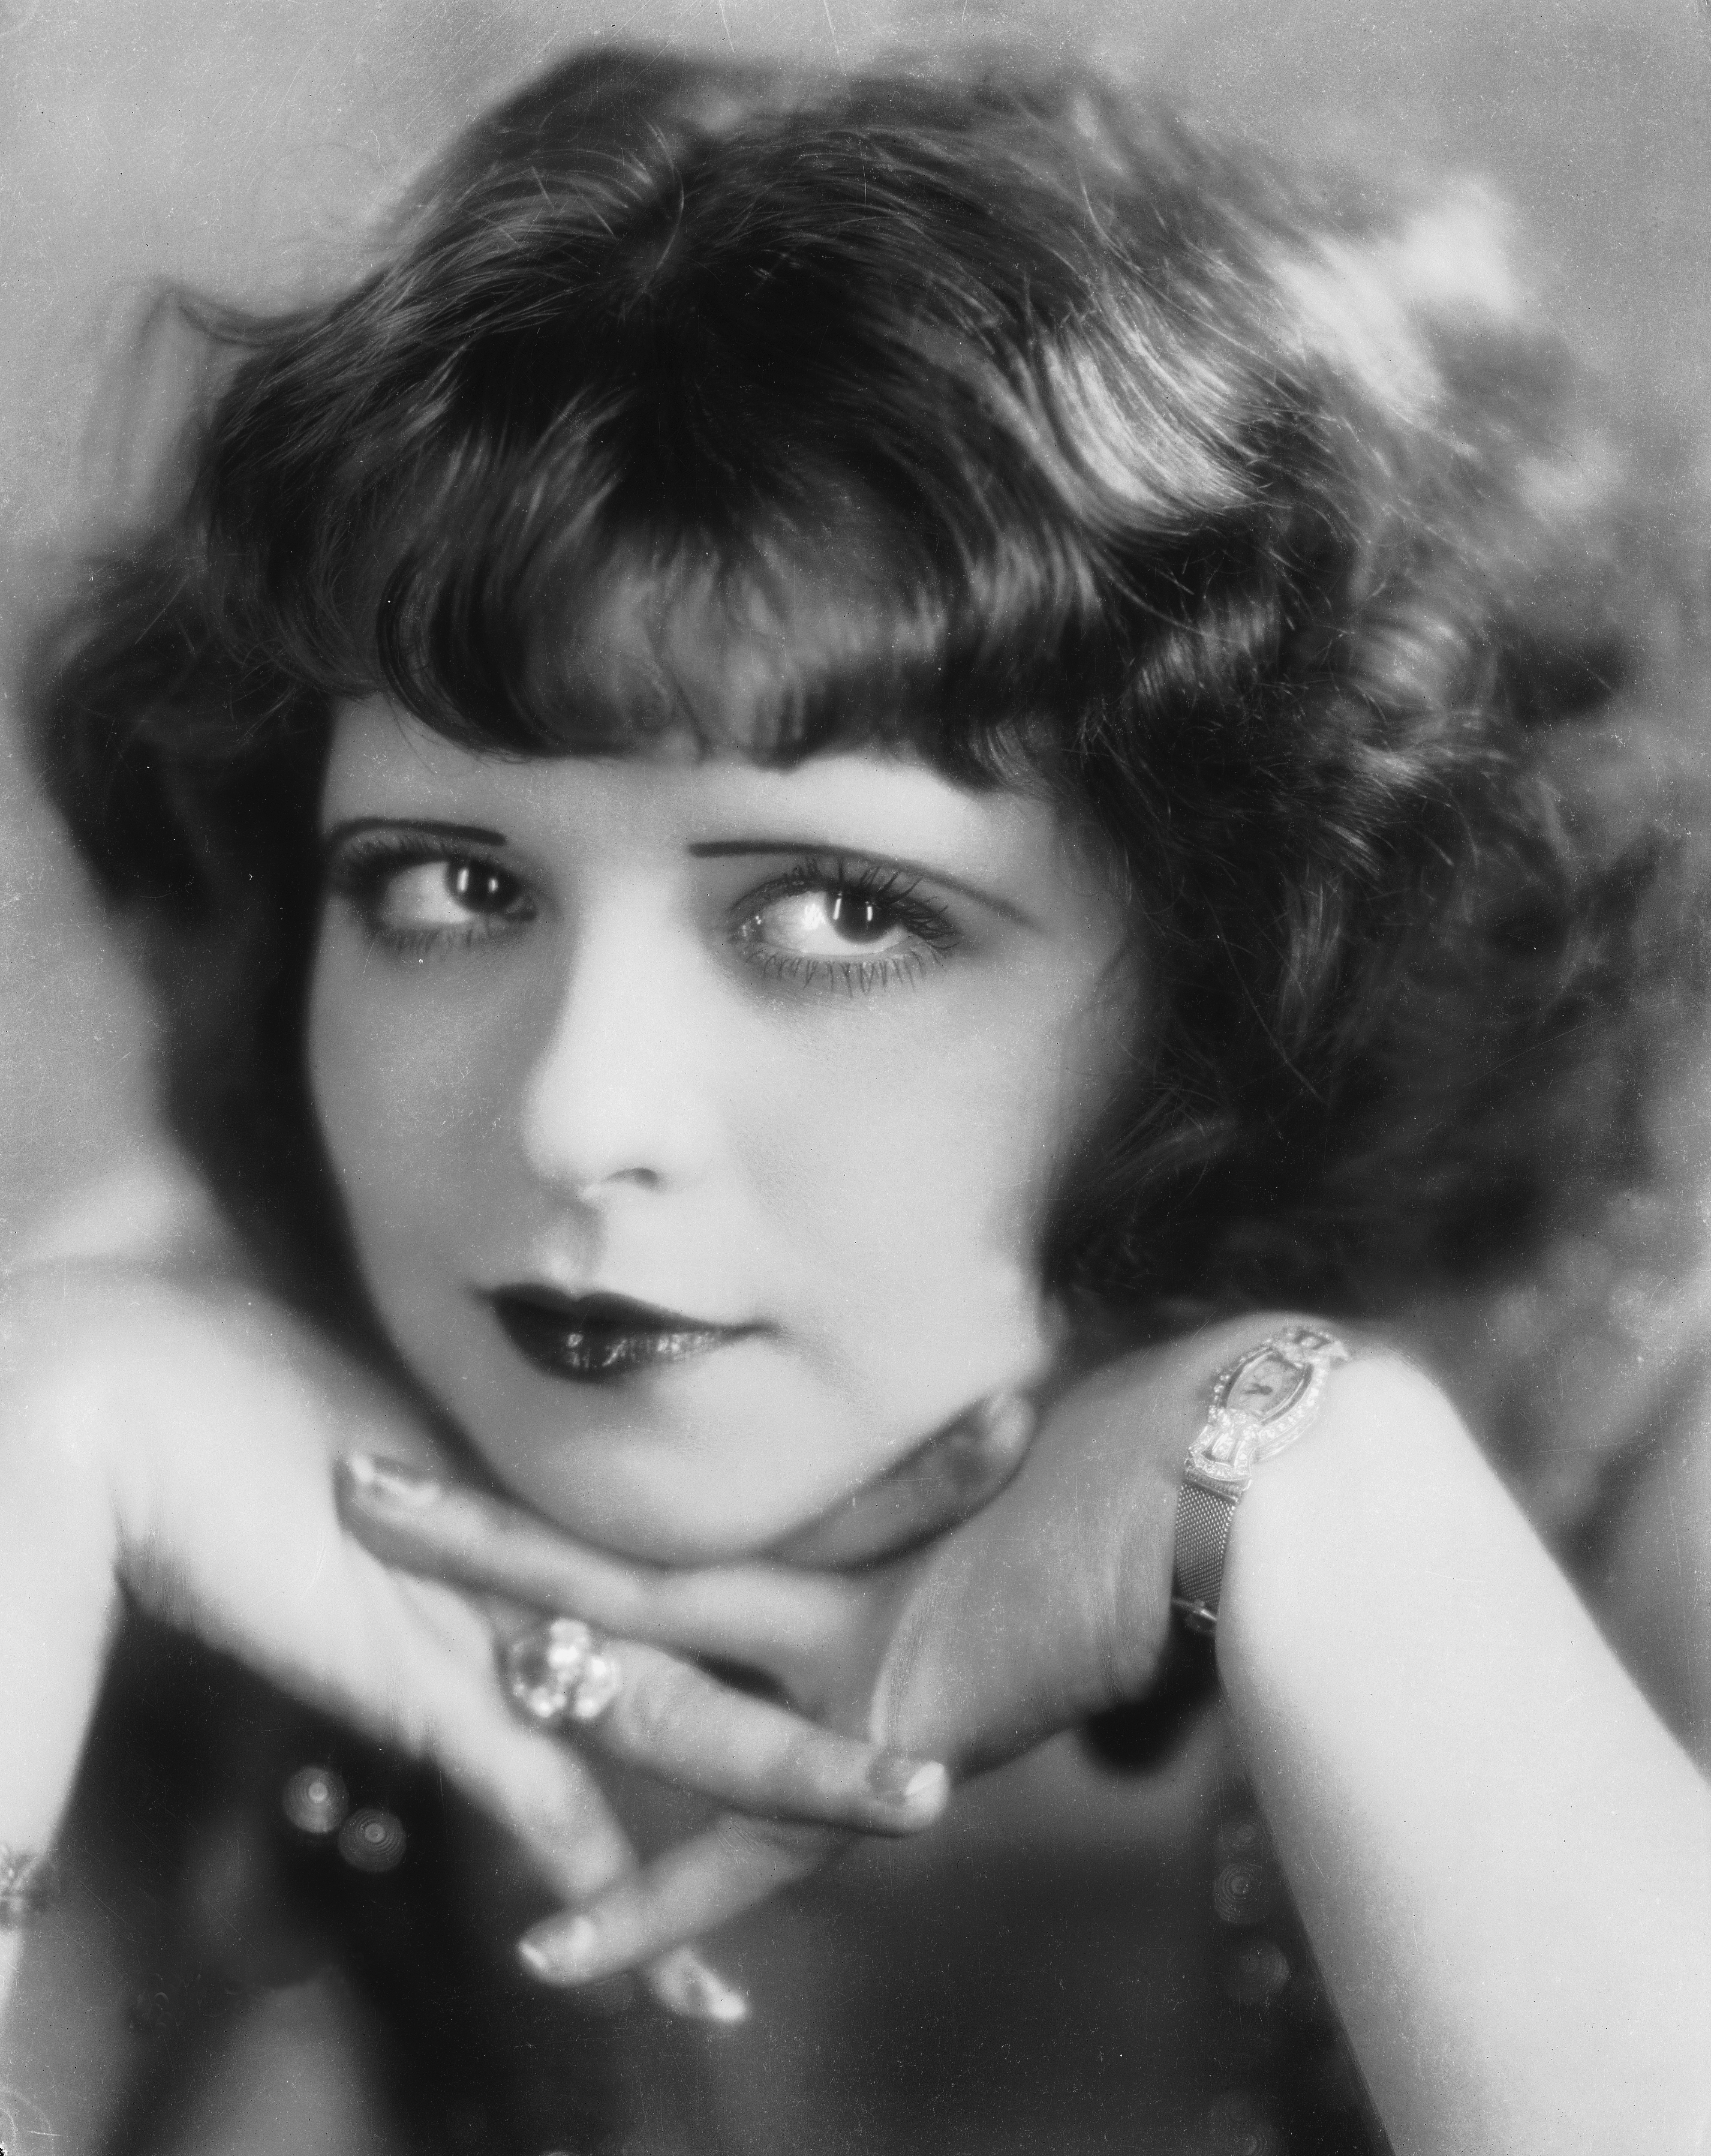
[831, 891, 887, 945]
[450, 863, 505, 911]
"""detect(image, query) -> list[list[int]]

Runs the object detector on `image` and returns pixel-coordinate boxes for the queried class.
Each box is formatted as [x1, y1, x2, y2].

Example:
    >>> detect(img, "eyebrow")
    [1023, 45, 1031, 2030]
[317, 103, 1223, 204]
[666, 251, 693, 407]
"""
[686, 839, 1035, 926]
[322, 816, 510, 848]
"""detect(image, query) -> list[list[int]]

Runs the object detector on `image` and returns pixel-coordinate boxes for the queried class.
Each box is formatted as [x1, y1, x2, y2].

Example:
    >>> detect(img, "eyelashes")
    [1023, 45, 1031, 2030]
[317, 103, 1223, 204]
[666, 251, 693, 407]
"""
[324, 832, 535, 956]
[321, 836, 963, 992]
[730, 858, 958, 993]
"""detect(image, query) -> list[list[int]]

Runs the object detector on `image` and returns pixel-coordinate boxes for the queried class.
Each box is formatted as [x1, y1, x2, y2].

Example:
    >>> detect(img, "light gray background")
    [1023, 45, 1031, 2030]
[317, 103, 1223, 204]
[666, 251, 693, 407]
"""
[4, 0, 1710, 1251]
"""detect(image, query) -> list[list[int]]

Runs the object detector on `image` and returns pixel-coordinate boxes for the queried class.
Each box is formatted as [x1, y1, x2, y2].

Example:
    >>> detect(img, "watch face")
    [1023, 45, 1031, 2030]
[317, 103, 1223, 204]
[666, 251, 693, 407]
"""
[1223, 1343, 1315, 1425]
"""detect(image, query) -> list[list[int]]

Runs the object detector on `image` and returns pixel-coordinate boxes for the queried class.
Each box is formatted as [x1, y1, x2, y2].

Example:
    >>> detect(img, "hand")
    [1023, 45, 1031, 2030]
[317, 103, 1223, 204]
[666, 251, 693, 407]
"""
[0, 1257, 985, 2019]
[339, 1318, 1272, 1982]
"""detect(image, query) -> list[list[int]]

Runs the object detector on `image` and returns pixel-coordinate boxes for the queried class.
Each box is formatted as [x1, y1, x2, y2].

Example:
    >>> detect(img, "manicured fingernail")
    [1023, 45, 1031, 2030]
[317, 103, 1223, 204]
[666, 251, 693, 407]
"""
[972, 1393, 1036, 1454]
[650, 1946, 750, 2025]
[518, 1914, 598, 1983]
[867, 1753, 950, 1816]
[344, 1453, 443, 1508]
[944, 1394, 1036, 1488]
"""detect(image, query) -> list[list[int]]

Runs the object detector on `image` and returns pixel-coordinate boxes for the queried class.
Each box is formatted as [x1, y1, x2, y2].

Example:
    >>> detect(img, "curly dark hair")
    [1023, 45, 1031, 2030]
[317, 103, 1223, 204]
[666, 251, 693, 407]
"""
[23, 46, 1711, 1336]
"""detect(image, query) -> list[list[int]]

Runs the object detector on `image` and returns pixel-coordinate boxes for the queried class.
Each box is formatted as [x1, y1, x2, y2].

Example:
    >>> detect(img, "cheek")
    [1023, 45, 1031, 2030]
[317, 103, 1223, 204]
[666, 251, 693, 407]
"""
[305, 945, 499, 1263]
[775, 1047, 1052, 1254]
[736, 973, 1130, 1387]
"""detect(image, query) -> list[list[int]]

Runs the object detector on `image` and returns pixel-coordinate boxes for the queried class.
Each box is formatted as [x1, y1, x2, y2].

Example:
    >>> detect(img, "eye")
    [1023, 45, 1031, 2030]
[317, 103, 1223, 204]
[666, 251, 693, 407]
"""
[732, 861, 957, 990]
[380, 858, 527, 933]
[326, 839, 535, 953]
[746, 885, 915, 959]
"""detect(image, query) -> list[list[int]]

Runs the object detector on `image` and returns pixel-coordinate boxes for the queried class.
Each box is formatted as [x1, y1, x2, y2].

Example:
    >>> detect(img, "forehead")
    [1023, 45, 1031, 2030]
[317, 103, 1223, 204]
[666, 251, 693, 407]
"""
[322, 698, 1118, 924]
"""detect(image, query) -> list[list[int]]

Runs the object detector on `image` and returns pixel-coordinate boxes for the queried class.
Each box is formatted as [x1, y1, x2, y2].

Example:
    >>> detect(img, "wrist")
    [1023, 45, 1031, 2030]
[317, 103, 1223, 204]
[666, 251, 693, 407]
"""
[1167, 1322, 1354, 1639]
[1214, 1352, 1462, 1687]
[0, 1341, 125, 1851]
[1108, 1317, 1338, 1700]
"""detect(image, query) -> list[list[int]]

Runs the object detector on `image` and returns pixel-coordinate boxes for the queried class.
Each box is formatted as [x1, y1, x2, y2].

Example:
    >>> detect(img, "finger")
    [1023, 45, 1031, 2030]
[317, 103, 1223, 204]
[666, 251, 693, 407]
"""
[339, 1454, 858, 1692]
[643, 1945, 751, 2024]
[526, 1633, 949, 1831]
[387, 1609, 638, 1902]
[518, 1815, 852, 1985]
[772, 1392, 1037, 1569]
[378, 1584, 750, 2022]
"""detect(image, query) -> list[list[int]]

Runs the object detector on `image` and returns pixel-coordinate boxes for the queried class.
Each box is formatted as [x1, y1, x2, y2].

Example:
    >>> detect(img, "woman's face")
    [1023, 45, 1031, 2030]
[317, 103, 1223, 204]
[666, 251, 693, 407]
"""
[309, 700, 1138, 1562]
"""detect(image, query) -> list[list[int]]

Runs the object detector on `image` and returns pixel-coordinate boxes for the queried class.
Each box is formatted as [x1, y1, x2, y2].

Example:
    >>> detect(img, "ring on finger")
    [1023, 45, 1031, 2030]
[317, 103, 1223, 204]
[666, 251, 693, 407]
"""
[500, 1616, 623, 1731]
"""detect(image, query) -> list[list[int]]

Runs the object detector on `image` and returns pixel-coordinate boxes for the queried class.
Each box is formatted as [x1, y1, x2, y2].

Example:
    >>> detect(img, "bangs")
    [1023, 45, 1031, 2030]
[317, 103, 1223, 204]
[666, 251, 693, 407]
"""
[206, 309, 1129, 785]
[190, 64, 1265, 782]
[347, 451, 1102, 783]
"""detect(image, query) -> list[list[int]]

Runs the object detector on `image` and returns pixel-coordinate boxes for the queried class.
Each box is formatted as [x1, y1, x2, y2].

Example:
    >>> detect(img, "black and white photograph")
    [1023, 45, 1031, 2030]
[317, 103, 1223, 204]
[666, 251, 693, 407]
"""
[2, 3, 1709, 2150]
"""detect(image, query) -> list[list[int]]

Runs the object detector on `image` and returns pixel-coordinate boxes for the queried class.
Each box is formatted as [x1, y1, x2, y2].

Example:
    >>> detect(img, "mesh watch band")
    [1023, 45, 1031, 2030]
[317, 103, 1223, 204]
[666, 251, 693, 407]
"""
[1171, 1324, 1351, 1637]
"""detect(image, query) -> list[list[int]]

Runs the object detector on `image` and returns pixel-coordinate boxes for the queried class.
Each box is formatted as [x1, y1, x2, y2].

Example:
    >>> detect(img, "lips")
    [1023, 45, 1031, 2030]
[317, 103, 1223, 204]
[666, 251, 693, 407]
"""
[489, 1286, 757, 1383]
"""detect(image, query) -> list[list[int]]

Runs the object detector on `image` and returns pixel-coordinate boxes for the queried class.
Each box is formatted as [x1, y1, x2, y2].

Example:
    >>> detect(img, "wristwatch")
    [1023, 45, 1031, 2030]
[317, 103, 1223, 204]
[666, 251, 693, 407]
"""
[1171, 1323, 1351, 1637]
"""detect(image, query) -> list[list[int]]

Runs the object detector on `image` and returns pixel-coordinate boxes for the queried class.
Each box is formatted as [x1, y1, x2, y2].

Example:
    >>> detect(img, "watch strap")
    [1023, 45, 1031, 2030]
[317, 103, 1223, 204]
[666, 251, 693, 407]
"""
[1171, 1477, 1242, 1636]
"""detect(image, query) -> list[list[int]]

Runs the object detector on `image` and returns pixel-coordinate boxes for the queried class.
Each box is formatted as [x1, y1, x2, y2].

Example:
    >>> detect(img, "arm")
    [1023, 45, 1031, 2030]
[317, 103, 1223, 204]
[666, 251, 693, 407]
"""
[0, 1296, 122, 2010]
[1, 1152, 238, 2004]
[1220, 1356, 1711, 2156]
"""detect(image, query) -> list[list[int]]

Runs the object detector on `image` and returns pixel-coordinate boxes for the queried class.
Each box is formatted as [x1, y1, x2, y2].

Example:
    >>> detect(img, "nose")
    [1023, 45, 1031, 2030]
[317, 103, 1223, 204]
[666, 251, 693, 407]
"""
[518, 896, 718, 1197]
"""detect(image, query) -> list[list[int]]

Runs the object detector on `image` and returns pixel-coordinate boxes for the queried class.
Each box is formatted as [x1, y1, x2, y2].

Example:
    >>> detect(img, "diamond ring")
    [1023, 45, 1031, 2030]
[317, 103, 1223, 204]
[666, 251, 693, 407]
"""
[500, 1616, 623, 1730]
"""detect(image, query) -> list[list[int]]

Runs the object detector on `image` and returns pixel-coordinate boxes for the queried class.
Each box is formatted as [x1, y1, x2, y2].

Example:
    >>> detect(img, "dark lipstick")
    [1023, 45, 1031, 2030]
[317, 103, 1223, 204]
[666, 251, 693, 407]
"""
[489, 1286, 755, 1383]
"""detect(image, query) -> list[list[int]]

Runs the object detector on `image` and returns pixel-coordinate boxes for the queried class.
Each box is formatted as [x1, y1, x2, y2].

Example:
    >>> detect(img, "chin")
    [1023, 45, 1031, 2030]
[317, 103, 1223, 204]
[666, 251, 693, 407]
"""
[456, 1379, 908, 1566]
[483, 1454, 834, 1566]
[404, 1298, 1059, 1563]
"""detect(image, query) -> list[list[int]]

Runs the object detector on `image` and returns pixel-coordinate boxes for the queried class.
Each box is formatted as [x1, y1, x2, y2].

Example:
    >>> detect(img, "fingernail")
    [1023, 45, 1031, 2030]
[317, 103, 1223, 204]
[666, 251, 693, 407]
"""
[973, 1393, 1037, 1454]
[650, 1946, 750, 2025]
[945, 1394, 1036, 1486]
[518, 1914, 599, 1983]
[867, 1753, 950, 1816]
[344, 1453, 443, 1508]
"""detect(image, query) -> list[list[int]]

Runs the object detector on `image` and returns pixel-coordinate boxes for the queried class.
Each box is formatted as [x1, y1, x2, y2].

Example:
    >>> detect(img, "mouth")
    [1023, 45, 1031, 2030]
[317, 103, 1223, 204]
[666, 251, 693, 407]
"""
[488, 1286, 759, 1384]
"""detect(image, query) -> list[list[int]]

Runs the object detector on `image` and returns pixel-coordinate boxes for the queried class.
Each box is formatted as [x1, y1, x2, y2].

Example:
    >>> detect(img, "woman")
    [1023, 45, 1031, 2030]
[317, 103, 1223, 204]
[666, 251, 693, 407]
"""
[3, 45, 1709, 2155]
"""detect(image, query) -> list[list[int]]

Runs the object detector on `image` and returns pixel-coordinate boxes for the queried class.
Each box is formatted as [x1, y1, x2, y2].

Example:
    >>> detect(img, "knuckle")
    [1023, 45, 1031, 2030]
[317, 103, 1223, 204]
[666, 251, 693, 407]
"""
[780, 1724, 849, 1800]
[482, 1502, 546, 1571]
[611, 1658, 694, 1754]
